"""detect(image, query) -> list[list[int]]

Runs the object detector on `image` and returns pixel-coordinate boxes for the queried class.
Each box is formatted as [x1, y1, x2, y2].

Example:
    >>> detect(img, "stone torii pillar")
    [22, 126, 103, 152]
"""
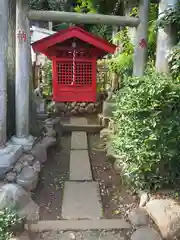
[133, 0, 149, 76]
[11, 0, 35, 150]
[0, 0, 22, 176]
[156, 0, 178, 72]
[0, 0, 8, 149]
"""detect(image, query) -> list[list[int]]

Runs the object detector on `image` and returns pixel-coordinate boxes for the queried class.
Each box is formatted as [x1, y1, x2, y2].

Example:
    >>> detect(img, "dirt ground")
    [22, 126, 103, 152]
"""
[32, 132, 137, 220]
[32, 133, 71, 220]
[88, 133, 138, 219]
[34, 230, 131, 240]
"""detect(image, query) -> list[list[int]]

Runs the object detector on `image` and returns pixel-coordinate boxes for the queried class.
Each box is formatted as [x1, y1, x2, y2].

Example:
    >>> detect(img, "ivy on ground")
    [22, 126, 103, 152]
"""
[0, 208, 21, 240]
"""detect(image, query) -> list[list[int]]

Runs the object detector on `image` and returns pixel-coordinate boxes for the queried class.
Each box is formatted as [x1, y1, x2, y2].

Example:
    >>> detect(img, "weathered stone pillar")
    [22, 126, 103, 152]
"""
[156, 0, 178, 72]
[0, 0, 23, 177]
[133, 0, 149, 76]
[7, 0, 16, 139]
[11, 0, 34, 150]
[0, 0, 8, 148]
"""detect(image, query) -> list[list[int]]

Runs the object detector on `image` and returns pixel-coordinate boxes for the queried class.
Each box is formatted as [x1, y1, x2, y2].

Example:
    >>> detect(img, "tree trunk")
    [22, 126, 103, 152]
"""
[7, 0, 16, 139]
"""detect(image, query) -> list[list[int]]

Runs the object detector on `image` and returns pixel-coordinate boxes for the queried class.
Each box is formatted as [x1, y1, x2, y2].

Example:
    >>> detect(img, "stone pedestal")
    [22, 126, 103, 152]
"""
[37, 99, 46, 114]
[11, 135, 35, 151]
[36, 97, 48, 119]
[0, 144, 23, 179]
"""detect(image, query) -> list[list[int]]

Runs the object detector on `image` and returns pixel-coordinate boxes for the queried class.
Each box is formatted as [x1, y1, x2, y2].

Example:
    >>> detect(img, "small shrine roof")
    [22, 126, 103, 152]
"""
[32, 26, 116, 57]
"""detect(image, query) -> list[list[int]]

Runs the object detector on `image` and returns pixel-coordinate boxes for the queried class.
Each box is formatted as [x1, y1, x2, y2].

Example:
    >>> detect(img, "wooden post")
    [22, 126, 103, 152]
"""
[28, 10, 140, 27]
[133, 0, 149, 77]
[11, 0, 34, 150]
[156, 0, 178, 72]
[0, 0, 8, 148]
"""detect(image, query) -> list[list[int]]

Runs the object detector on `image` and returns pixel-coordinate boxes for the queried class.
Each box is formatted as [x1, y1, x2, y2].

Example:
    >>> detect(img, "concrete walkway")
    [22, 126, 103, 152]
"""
[62, 117, 103, 220]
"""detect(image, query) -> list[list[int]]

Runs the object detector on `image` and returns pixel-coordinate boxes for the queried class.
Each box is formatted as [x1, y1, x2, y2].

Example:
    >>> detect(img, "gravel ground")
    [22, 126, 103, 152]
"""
[88, 133, 138, 219]
[34, 230, 131, 240]
[32, 133, 71, 220]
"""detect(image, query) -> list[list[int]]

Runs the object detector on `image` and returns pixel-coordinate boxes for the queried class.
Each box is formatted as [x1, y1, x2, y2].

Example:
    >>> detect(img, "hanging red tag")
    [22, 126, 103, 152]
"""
[139, 38, 147, 48]
[17, 30, 27, 43]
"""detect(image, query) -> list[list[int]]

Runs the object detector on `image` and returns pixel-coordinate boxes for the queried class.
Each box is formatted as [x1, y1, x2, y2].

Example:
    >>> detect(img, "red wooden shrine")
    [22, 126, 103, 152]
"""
[32, 26, 116, 102]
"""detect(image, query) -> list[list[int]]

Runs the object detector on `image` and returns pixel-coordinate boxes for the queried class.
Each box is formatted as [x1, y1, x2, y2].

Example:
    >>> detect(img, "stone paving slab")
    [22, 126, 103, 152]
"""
[71, 131, 88, 150]
[26, 219, 131, 232]
[62, 182, 102, 219]
[70, 150, 92, 180]
[63, 124, 103, 133]
[70, 117, 88, 125]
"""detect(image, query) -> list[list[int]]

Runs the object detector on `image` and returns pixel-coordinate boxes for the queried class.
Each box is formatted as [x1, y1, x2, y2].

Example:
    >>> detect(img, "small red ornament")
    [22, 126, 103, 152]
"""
[17, 30, 27, 42]
[139, 38, 147, 48]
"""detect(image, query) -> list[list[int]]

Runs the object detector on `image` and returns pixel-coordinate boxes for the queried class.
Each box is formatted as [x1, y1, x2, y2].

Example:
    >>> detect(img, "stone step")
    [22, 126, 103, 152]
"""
[70, 117, 88, 126]
[62, 182, 102, 220]
[63, 123, 103, 133]
[71, 131, 88, 150]
[62, 117, 103, 133]
[70, 150, 92, 180]
[25, 219, 131, 232]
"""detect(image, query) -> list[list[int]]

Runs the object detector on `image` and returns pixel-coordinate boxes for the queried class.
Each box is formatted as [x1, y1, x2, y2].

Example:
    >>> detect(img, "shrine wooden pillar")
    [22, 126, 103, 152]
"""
[11, 0, 34, 150]
[133, 0, 149, 77]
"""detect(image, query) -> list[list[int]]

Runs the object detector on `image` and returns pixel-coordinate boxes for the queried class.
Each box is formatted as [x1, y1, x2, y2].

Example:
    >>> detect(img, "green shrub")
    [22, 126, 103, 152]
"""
[108, 53, 133, 77]
[108, 27, 133, 78]
[168, 42, 180, 80]
[42, 60, 52, 97]
[0, 208, 21, 240]
[111, 69, 180, 190]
